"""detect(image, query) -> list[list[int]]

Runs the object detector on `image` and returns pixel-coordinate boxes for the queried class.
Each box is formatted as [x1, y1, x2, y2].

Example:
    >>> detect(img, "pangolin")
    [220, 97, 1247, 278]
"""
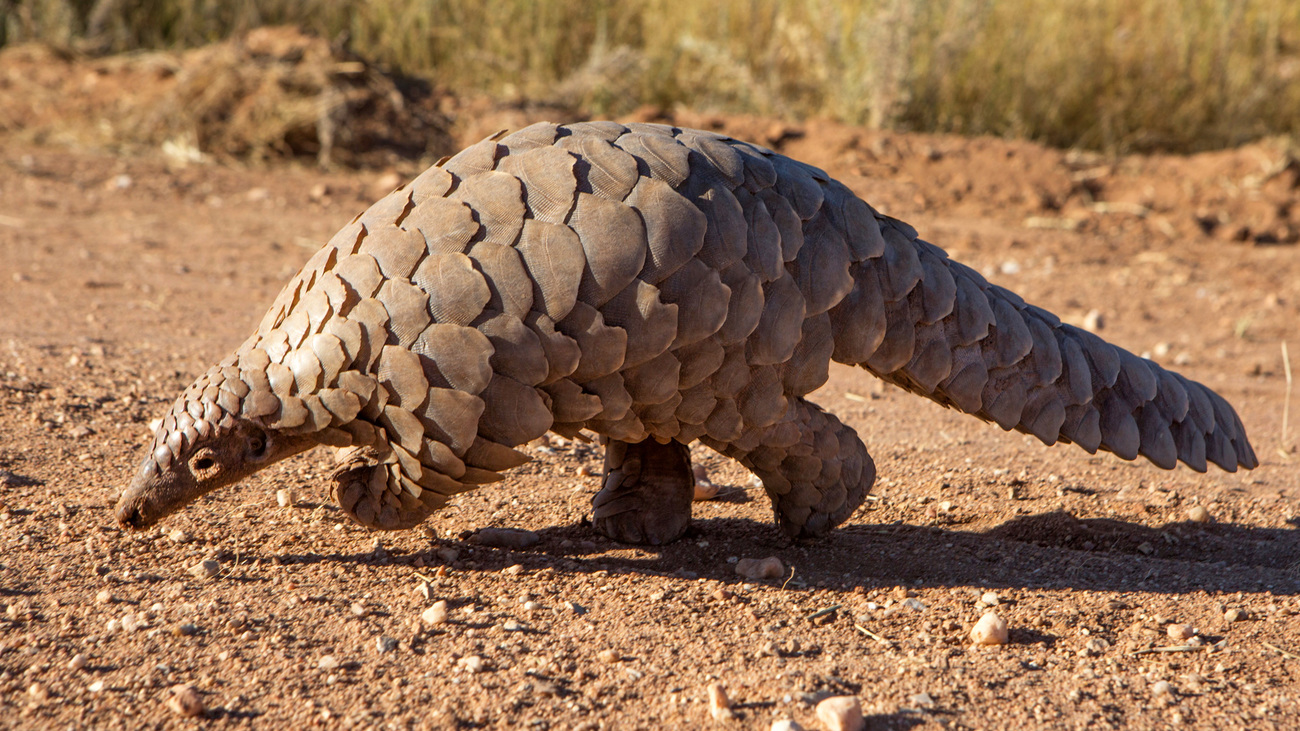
[116, 121, 1258, 545]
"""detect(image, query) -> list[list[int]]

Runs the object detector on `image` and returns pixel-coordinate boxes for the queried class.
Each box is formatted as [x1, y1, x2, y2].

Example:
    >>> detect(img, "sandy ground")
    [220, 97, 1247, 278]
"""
[2, 88, 1300, 729]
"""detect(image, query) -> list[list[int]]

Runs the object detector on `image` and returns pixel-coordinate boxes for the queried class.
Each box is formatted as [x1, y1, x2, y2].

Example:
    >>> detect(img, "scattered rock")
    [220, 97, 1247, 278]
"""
[909, 691, 935, 707]
[375, 636, 398, 653]
[1079, 637, 1110, 656]
[503, 620, 525, 632]
[88, 680, 105, 693]
[68, 653, 88, 671]
[970, 611, 1009, 646]
[27, 682, 49, 702]
[735, 556, 784, 580]
[436, 547, 460, 563]
[708, 683, 734, 721]
[188, 559, 220, 581]
[95, 589, 114, 604]
[1082, 309, 1105, 332]
[900, 597, 926, 612]
[1224, 608, 1246, 622]
[1151, 680, 1174, 697]
[815, 695, 865, 731]
[317, 655, 339, 670]
[167, 684, 205, 718]
[276, 489, 294, 507]
[457, 655, 485, 673]
[120, 612, 146, 632]
[166, 528, 190, 543]
[416, 582, 435, 601]
[421, 601, 449, 625]
[350, 602, 367, 617]
[771, 720, 805, 731]
[473, 527, 541, 549]
[980, 592, 1000, 607]
[1187, 506, 1211, 523]
[596, 649, 620, 664]
[1167, 624, 1195, 641]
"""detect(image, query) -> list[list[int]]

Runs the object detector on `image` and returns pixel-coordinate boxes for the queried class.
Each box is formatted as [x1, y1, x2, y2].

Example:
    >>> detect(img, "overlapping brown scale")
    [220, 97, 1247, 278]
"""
[598, 280, 678, 368]
[307, 332, 348, 386]
[676, 131, 745, 187]
[792, 211, 855, 316]
[440, 135, 501, 178]
[865, 287, 917, 373]
[1095, 389, 1141, 460]
[325, 220, 366, 256]
[313, 272, 353, 315]
[476, 376, 553, 447]
[621, 350, 681, 405]
[400, 197, 480, 255]
[319, 387, 363, 425]
[375, 345, 429, 410]
[876, 222, 925, 302]
[272, 395, 310, 429]
[984, 296, 1034, 369]
[301, 394, 335, 432]
[278, 311, 310, 353]
[1019, 388, 1067, 445]
[704, 398, 745, 442]
[525, 311, 581, 384]
[286, 347, 323, 394]
[515, 219, 585, 321]
[614, 130, 692, 187]
[408, 164, 454, 205]
[767, 156, 825, 221]
[940, 346, 989, 413]
[374, 279, 432, 347]
[496, 146, 578, 225]
[542, 378, 605, 422]
[332, 253, 385, 300]
[636, 393, 683, 439]
[913, 244, 957, 324]
[656, 259, 730, 348]
[558, 134, 640, 201]
[411, 252, 490, 327]
[675, 337, 726, 390]
[733, 142, 778, 192]
[980, 370, 1027, 430]
[451, 171, 526, 246]
[299, 289, 334, 335]
[715, 263, 764, 345]
[749, 273, 807, 366]
[359, 188, 414, 231]
[414, 387, 485, 455]
[675, 382, 719, 425]
[411, 323, 494, 394]
[625, 177, 708, 284]
[1135, 404, 1178, 468]
[683, 177, 749, 271]
[709, 345, 753, 399]
[562, 120, 628, 141]
[738, 188, 784, 282]
[736, 366, 786, 428]
[902, 322, 955, 394]
[344, 298, 390, 372]
[468, 242, 533, 319]
[826, 263, 885, 365]
[780, 313, 835, 395]
[569, 192, 648, 307]
[474, 311, 548, 386]
[582, 373, 634, 421]
[557, 302, 627, 383]
[1171, 420, 1208, 471]
[760, 189, 804, 262]
[499, 122, 560, 153]
[358, 224, 428, 280]
[420, 438, 466, 479]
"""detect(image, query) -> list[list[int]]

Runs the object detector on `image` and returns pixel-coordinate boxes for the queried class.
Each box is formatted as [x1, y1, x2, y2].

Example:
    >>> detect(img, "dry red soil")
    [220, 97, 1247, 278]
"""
[2, 62, 1300, 730]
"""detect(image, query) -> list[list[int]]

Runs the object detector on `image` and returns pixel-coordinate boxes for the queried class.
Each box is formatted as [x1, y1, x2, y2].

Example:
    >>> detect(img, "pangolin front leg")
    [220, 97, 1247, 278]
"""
[592, 438, 695, 545]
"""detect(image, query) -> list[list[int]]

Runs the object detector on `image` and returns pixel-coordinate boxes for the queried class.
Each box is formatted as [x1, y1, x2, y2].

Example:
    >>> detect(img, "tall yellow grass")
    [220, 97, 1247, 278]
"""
[5, 0, 1299, 152]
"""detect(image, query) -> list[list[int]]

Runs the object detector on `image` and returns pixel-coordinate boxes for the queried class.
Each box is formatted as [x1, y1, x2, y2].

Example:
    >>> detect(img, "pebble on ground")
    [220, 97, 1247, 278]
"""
[970, 611, 1009, 646]
[815, 696, 864, 731]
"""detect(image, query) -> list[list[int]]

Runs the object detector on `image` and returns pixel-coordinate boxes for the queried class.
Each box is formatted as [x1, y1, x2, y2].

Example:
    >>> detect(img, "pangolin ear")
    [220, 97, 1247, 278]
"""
[244, 426, 270, 462]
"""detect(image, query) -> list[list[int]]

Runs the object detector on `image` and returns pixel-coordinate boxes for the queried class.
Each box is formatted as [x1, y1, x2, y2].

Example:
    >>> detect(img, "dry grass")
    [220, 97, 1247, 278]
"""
[5, 0, 1300, 152]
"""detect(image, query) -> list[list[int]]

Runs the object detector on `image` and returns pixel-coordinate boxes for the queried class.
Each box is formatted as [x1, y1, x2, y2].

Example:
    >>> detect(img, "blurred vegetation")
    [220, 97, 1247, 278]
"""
[4, 0, 1299, 152]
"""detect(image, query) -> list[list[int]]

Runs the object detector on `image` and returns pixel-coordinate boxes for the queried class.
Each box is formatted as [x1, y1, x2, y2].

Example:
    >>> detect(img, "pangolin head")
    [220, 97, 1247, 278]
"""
[116, 363, 314, 530]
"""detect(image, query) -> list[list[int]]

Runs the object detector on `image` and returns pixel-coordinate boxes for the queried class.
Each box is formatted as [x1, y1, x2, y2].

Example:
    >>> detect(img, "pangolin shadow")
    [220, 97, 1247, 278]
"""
[268, 510, 1300, 597]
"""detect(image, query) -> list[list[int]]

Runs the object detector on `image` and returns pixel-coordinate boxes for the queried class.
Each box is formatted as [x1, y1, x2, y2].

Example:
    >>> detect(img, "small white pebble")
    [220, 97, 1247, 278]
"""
[708, 683, 734, 721]
[596, 649, 620, 664]
[815, 695, 865, 731]
[187, 559, 219, 581]
[1167, 624, 1195, 641]
[771, 720, 804, 731]
[735, 556, 784, 580]
[276, 489, 294, 508]
[28, 682, 49, 701]
[88, 680, 105, 693]
[68, 653, 88, 671]
[421, 601, 449, 625]
[1151, 680, 1174, 697]
[120, 612, 145, 632]
[95, 589, 114, 604]
[970, 611, 1009, 646]
[503, 620, 524, 632]
[1082, 309, 1105, 332]
[980, 592, 1000, 606]
[317, 655, 339, 670]
[457, 655, 485, 673]
[522, 601, 539, 612]
[166, 528, 190, 543]
[1187, 506, 1211, 523]
[1224, 608, 1246, 622]
[375, 636, 398, 654]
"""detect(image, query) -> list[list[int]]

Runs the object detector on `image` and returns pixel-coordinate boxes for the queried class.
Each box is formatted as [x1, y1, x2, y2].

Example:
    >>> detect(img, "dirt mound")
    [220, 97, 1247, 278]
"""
[0, 26, 453, 166]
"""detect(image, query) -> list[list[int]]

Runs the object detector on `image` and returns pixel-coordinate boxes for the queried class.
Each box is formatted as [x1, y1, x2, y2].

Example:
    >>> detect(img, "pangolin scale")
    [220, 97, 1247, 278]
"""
[116, 121, 1257, 545]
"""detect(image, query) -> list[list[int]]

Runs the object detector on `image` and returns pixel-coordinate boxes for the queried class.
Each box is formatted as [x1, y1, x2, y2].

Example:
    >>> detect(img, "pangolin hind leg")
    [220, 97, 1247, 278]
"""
[708, 397, 876, 539]
[592, 438, 696, 545]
